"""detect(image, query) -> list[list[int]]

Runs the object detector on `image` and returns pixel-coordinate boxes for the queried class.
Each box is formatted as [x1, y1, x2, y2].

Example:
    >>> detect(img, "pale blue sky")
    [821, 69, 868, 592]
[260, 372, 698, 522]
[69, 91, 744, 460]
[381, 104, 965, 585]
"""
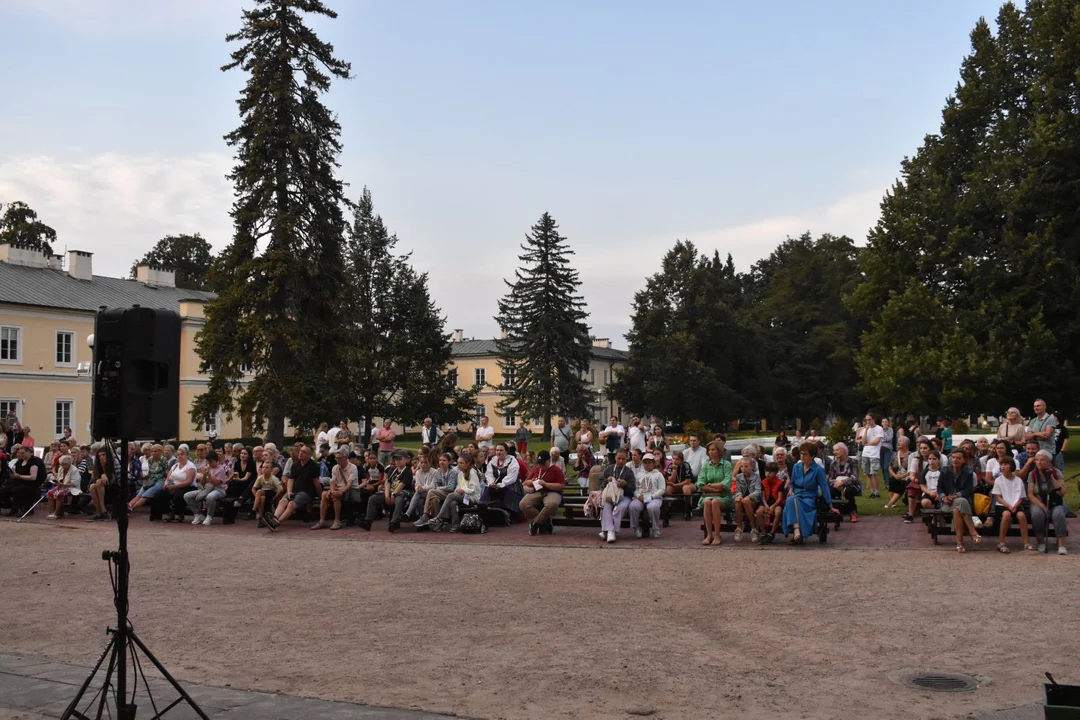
[0, 0, 1005, 345]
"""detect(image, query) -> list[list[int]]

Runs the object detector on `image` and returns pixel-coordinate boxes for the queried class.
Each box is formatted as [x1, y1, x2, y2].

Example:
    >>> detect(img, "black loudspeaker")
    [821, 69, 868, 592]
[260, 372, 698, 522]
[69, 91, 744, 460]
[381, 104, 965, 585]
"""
[92, 306, 181, 441]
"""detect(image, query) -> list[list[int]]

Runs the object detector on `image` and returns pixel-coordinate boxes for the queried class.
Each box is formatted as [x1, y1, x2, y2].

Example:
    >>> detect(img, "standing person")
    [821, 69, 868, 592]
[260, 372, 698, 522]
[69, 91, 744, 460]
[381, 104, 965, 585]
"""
[474, 416, 495, 449]
[827, 443, 862, 523]
[627, 417, 648, 454]
[599, 448, 635, 544]
[550, 417, 573, 455]
[1025, 399, 1058, 456]
[1052, 411, 1069, 473]
[514, 421, 530, 457]
[997, 407, 1027, 446]
[628, 453, 666, 539]
[315, 422, 330, 452]
[577, 420, 595, 449]
[599, 416, 626, 465]
[1027, 450, 1069, 555]
[420, 417, 442, 448]
[782, 443, 832, 544]
[936, 417, 954, 454]
[375, 419, 397, 466]
[519, 450, 566, 535]
[774, 430, 790, 450]
[859, 413, 884, 500]
[879, 418, 895, 486]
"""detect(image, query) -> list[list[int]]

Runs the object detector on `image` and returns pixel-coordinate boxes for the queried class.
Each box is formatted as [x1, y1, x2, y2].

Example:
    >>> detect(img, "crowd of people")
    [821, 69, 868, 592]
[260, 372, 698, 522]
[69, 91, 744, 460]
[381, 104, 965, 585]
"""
[0, 401, 1071, 554]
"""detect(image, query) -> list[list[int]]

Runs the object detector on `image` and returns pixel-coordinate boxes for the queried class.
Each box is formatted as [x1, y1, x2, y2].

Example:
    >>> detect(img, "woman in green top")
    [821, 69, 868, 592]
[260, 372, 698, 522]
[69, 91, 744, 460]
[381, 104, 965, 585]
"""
[698, 441, 734, 546]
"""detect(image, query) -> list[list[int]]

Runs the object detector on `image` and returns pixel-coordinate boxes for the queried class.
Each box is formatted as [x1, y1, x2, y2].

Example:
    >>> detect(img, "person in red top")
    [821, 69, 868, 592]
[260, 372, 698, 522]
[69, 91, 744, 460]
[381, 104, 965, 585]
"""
[756, 462, 786, 544]
[518, 450, 566, 535]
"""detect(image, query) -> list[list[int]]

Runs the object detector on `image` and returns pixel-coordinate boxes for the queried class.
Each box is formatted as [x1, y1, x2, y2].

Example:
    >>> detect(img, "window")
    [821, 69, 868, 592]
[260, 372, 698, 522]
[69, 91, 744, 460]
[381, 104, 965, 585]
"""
[55, 400, 73, 437]
[0, 326, 20, 363]
[239, 361, 253, 374]
[502, 366, 516, 388]
[603, 369, 610, 387]
[447, 369, 458, 388]
[590, 368, 596, 386]
[505, 412, 516, 427]
[474, 368, 486, 386]
[56, 331, 74, 366]
[0, 399, 19, 422]
[475, 405, 486, 423]
[203, 413, 218, 435]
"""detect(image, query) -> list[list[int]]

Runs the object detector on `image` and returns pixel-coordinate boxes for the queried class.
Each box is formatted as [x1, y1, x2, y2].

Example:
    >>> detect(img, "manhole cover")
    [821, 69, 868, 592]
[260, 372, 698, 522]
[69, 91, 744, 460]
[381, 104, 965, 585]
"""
[899, 672, 978, 693]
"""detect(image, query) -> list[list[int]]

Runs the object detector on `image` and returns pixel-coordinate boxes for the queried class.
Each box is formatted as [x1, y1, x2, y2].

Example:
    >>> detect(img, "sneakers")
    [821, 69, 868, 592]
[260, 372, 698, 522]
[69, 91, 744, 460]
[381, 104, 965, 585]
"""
[903, 515, 913, 524]
[311, 520, 328, 530]
[751, 529, 760, 544]
[192, 514, 205, 525]
[429, 520, 445, 532]
[46, 513, 58, 519]
[202, 515, 213, 526]
[1059, 546, 1068, 555]
[1038, 543, 1047, 553]
[606, 531, 616, 544]
[414, 514, 430, 528]
[651, 528, 661, 539]
[330, 521, 344, 531]
[529, 523, 539, 536]
[733, 527, 743, 542]
[257, 516, 267, 528]
[449, 525, 460, 533]
[388, 522, 400, 533]
[634, 528, 643, 539]
[598, 531, 607, 539]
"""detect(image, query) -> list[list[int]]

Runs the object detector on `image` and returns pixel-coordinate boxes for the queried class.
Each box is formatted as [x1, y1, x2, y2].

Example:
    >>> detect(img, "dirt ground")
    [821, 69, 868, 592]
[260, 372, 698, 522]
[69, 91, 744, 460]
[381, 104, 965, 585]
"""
[1, 517, 1077, 720]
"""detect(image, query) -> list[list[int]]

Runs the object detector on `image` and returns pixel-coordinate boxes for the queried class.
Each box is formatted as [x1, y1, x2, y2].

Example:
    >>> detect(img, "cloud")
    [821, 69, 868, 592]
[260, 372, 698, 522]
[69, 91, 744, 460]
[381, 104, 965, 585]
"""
[3, 0, 238, 34]
[0, 152, 233, 275]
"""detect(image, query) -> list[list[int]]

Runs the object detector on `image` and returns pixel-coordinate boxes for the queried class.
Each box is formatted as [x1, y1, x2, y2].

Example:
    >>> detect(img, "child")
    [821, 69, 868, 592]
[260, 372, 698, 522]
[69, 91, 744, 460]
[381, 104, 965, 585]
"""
[756, 462, 786, 544]
[919, 453, 943, 510]
[992, 457, 1032, 553]
[732, 457, 762, 543]
[252, 459, 283, 530]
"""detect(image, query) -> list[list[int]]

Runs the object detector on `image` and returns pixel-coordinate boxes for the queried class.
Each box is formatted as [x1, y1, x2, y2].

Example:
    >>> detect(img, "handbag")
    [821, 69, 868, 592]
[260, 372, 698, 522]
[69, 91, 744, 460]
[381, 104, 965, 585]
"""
[458, 512, 486, 534]
[601, 480, 623, 505]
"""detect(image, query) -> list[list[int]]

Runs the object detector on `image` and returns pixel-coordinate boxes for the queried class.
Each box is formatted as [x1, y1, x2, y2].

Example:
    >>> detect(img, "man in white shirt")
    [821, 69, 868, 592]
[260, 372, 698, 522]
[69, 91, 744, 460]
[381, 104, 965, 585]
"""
[682, 434, 708, 477]
[859, 412, 883, 499]
[627, 417, 648, 454]
[475, 416, 495, 449]
[484, 443, 521, 512]
[599, 417, 626, 465]
[420, 417, 442, 447]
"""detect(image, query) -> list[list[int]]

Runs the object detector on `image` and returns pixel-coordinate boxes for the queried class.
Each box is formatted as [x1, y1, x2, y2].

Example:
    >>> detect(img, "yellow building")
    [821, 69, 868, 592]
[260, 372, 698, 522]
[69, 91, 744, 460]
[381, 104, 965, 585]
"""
[0, 243, 237, 443]
[444, 330, 630, 433]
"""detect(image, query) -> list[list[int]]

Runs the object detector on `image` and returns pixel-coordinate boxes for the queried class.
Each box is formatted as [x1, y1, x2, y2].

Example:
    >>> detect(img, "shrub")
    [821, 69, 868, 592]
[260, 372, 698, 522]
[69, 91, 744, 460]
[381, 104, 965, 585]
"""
[825, 418, 854, 448]
[682, 419, 713, 444]
[950, 418, 970, 435]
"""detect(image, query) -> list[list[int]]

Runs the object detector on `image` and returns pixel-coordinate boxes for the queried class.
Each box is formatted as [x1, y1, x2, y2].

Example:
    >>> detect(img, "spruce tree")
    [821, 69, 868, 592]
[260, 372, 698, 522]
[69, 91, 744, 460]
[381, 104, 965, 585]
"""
[495, 212, 594, 437]
[192, 0, 352, 442]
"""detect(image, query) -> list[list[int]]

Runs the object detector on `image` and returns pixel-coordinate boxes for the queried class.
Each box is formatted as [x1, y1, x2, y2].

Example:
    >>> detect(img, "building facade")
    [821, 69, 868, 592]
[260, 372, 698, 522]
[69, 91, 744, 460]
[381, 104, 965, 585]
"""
[0, 243, 236, 443]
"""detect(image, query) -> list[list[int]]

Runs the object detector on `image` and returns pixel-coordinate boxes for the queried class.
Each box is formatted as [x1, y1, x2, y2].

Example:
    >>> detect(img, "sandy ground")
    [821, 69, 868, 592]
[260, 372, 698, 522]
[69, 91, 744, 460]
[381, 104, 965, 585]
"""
[1, 517, 1077, 720]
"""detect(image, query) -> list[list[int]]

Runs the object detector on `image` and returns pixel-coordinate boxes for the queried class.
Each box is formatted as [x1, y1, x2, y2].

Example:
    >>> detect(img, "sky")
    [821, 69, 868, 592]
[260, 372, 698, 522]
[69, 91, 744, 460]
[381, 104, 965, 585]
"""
[0, 0, 1007, 347]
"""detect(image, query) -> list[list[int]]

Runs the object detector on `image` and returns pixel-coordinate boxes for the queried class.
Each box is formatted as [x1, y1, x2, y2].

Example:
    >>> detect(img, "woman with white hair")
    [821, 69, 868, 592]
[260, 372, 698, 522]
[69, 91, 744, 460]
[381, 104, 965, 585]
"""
[826, 442, 861, 523]
[45, 454, 81, 519]
[1027, 450, 1069, 555]
[997, 407, 1026, 446]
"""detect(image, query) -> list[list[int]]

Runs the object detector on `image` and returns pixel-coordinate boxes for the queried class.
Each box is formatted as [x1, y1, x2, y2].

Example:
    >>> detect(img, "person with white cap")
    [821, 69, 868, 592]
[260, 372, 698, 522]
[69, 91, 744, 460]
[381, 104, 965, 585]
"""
[628, 452, 666, 538]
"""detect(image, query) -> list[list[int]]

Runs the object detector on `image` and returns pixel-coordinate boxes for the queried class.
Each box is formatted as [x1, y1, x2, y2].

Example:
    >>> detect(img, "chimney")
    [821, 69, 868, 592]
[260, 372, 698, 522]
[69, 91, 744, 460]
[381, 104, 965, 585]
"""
[48, 254, 63, 270]
[592, 337, 611, 349]
[67, 250, 93, 281]
[0, 243, 49, 269]
[136, 263, 176, 288]
[453, 329, 463, 343]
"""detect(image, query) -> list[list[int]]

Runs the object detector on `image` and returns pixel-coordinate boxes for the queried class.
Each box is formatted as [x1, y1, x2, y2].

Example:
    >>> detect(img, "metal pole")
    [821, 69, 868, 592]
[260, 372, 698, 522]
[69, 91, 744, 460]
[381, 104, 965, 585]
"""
[114, 439, 131, 720]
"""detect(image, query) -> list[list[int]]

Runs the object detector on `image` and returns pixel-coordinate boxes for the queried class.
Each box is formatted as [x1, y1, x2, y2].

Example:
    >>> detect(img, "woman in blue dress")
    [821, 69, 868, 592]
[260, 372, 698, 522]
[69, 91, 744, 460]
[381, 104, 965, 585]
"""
[782, 442, 833, 544]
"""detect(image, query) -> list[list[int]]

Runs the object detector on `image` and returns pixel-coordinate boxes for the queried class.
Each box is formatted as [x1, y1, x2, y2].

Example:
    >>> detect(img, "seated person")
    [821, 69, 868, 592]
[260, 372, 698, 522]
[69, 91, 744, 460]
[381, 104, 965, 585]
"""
[226, 447, 256, 515]
[156, 445, 197, 523]
[885, 436, 915, 510]
[1027, 450, 1069, 555]
[599, 448, 636, 544]
[407, 452, 439, 521]
[415, 453, 459, 528]
[756, 462, 786, 544]
[918, 452, 944, 511]
[129, 444, 167, 513]
[431, 453, 483, 532]
[732, 456, 762, 543]
[698, 441, 733, 546]
[46, 454, 82, 519]
[186, 450, 229, 526]
[312, 447, 358, 530]
[572, 444, 595, 486]
[827, 442, 862, 523]
[252, 460, 284, 529]
[782, 442, 832, 544]
[519, 450, 567, 535]
[939, 448, 981, 553]
[86, 446, 119, 522]
[1015, 440, 1041, 480]
[991, 457, 1032, 553]
[2, 445, 47, 516]
[628, 453, 666, 539]
[353, 451, 385, 519]
[664, 450, 696, 521]
[274, 445, 320, 525]
[483, 443, 523, 513]
[360, 450, 414, 532]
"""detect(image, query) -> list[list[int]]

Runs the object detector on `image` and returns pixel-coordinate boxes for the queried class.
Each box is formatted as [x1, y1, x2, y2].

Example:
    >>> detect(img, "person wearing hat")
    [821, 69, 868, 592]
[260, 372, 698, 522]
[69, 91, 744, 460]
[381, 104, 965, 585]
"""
[360, 450, 413, 532]
[628, 452, 666, 538]
[312, 447, 359, 530]
[518, 449, 566, 535]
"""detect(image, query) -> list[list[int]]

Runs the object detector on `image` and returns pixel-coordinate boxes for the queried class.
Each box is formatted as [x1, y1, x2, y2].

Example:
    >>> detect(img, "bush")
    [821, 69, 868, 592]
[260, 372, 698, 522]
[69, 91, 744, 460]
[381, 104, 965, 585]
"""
[682, 419, 713, 444]
[950, 418, 970, 434]
[825, 418, 854, 448]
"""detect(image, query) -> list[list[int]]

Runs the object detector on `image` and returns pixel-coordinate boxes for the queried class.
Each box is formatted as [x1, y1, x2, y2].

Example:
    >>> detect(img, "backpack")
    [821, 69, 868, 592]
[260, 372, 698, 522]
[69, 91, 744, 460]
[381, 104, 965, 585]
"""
[458, 512, 487, 534]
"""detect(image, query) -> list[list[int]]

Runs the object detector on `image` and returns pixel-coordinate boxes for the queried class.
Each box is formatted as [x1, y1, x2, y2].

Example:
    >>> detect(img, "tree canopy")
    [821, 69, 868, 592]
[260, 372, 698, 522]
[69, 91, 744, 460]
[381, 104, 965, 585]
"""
[129, 233, 214, 290]
[0, 201, 56, 255]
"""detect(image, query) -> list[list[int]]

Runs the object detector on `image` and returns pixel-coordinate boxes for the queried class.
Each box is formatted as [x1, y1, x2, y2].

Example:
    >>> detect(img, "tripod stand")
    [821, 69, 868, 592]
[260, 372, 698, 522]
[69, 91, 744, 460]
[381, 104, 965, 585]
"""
[61, 439, 209, 720]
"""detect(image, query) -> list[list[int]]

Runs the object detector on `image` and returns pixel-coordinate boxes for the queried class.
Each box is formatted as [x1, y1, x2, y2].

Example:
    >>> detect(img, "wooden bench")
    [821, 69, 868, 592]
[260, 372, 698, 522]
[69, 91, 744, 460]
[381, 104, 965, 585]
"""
[922, 506, 1076, 545]
[551, 489, 667, 535]
[700, 500, 842, 544]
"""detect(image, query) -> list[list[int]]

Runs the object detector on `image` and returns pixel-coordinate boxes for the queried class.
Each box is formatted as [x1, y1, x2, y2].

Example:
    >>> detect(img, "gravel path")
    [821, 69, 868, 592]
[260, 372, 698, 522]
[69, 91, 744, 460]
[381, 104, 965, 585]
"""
[1, 517, 1076, 719]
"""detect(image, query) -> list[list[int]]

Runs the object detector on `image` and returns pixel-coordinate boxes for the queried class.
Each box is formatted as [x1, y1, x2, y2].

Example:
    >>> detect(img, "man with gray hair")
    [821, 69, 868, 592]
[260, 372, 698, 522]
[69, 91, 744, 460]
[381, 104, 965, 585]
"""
[1026, 399, 1058, 456]
[826, 442, 861, 523]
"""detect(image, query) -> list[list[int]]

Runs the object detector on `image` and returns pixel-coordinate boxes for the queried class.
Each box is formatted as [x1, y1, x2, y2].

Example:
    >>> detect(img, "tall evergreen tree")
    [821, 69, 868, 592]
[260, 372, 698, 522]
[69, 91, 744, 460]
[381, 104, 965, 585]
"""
[129, 233, 214, 290]
[847, 0, 1080, 415]
[192, 0, 352, 442]
[0, 201, 56, 255]
[341, 188, 476, 434]
[495, 212, 594, 437]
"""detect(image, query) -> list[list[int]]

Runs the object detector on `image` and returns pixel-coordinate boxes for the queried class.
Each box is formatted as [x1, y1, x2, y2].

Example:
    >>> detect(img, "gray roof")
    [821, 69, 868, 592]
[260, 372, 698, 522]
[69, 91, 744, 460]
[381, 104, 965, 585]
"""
[0, 262, 216, 313]
[451, 338, 628, 361]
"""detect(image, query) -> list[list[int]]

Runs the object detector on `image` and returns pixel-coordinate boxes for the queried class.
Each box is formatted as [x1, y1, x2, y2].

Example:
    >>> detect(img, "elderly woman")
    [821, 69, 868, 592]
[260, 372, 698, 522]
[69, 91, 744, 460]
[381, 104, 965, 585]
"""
[782, 443, 832, 544]
[698, 441, 734, 546]
[826, 442, 862, 523]
[997, 407, 1026, 446]
[129, 444, 167, 513]
[939, 448, 981, 553]
[157, 445, 197, 523]
[732, 455, 762, 543]
[45, 454, 82, 519]
[772, 446, 791, 482]
[1027, 450, 1069, 555]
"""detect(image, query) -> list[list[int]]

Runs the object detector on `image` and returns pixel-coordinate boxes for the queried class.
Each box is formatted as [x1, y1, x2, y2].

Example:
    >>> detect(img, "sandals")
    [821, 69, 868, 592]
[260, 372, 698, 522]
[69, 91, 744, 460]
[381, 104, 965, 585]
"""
[997, 543, 1010, 554]
[1025, 544, 1039, 552]
[972, 534, 982, 544]
[701, 536, 712, 546]
[956, 544, 966, 553]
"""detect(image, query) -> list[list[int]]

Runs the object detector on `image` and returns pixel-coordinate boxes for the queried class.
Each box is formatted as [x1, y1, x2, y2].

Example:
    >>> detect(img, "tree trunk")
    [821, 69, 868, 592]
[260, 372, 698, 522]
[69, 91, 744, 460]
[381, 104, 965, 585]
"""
[543, 412, 552, 442]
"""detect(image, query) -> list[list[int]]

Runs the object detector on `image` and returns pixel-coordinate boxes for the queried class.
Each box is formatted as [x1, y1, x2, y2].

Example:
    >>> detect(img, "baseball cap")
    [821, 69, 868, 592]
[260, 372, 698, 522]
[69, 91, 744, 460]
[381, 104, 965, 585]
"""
[643, 453, 656, 462]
